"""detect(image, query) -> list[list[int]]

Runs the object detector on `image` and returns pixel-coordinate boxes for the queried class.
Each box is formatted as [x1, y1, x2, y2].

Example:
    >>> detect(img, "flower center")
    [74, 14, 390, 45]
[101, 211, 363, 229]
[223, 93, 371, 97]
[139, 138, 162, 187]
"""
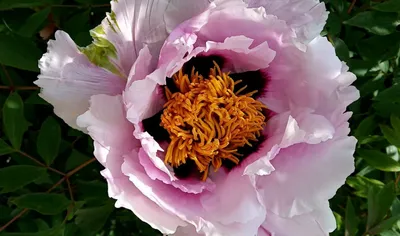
[160, 62, 266, 180]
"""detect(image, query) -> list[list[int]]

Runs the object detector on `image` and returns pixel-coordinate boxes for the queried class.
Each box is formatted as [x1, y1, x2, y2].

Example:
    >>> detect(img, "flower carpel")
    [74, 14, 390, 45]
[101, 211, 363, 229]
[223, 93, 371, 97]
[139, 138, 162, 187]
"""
[161, 63, 266, 180]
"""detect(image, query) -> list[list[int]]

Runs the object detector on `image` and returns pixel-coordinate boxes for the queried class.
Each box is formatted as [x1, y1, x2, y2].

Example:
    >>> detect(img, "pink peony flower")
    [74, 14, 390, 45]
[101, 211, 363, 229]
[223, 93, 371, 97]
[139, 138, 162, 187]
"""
[35, 0, 359, 235]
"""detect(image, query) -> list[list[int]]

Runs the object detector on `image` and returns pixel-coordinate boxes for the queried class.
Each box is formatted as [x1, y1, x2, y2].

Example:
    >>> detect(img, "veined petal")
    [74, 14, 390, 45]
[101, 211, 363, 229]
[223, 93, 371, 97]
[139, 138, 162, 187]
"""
[245, 0, 328, 43]
[35, 31, 125, 130]
[101, 0, 212, 77]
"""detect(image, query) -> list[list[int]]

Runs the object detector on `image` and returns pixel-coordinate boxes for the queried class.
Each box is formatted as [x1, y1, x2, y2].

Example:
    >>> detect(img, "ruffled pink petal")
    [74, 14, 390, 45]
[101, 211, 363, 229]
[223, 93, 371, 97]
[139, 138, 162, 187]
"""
[243, 110, 335, 176]
[123, 46, 166, 124]
[101, 0, 214, 77]
[122, 155, 266, 236]
[201, 35, 275, 72]
[261, 202, 336, 236]
[35, 31, 124, 130]
[76, 94, 186, 234]
[138, 147, 215, 194]
[245, 0, 328, 43]
[261, 36, 358, 117]
[256, 133, 356, 218]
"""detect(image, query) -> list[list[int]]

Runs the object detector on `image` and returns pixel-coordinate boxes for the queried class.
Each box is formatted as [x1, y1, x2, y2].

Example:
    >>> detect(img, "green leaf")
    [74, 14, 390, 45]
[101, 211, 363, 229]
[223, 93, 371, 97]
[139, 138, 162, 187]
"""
[373, 0, 400, 12]
[369, 215, 400, 234]
[357, 33, 400, 62]
[75, 202, 114, 234]
[332, 37, 350, 61]
[373, 102, 400, 118]
[0, 0, 59, 9]
[358, 149, 400, 172]
[345, 198, 359, 236]
[0, 34, 42, 71]
[381, 125, 400, 147]
[0, 224, 65, 236]
[37, 117, 61, 165]
[34, 219, 49, 231]
[354, 116, 376, 140]
[3, 93, 30, 149]
[390, 116, 400, 133]
[76, 180, 108, 204]
[12, 193, 71, 215]
[0, 138, 15, 156]
[18, 8, 51, 37]
[0, 165, 47, 193]
[65, 149, 91, 171]
[374, 84, 400, 103]
[347, 175, 384, 198]
[344, 11, 400, 36]
[367, 182, 396, 229]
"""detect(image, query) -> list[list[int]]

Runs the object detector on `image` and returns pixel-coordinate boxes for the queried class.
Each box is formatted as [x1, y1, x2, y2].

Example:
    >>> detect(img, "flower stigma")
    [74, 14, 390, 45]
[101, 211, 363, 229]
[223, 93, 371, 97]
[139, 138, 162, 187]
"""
[160, 62, 267, 181]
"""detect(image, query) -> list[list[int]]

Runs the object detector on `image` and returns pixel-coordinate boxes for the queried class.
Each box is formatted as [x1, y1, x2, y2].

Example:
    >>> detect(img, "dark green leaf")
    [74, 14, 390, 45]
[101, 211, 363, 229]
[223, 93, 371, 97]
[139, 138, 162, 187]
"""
[65, 149, 91, 171]
[391, 198, 400, 217]
[0, 138, 15, 156]
[358, 149, 400, 172]
[369, 215, 400, 234]
[76, 180, 108, 204]
[373, 102, 400, 118]
[332, 37, 350, 61]
[75, 202, 114, 234]
[0, 34, 42, 71]
[37, 117, 61, 165]
[367, 182, 396, 229]
[34, 219, 49, 231]
[373, 0, 400, 12]
[0, 165, 47, 193]
[391, 116, 400, 133]
[354, 116, 376, 140]
[3, 93, 30, 149]
[374, 84, 400, 103]
[357, 33, 400, 62]
[345, 198, 359, 236]
[381, 124, 400, 147]
[0, 0, 59, 10]
[344, 11, 399, 35]
[0, 224, 65, 236]
[18, 8, 51, 37]
[12, 193, 71, 215]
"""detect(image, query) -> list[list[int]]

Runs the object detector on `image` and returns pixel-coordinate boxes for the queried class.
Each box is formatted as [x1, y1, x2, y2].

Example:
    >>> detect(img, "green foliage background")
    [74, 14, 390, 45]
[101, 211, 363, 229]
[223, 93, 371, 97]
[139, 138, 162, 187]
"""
[0, 0, 399, 235]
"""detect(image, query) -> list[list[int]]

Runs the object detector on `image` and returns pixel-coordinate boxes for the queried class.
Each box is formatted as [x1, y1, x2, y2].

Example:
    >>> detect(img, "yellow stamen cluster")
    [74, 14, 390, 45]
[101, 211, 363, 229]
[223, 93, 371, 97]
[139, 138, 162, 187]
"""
[160, 63, 266, 180]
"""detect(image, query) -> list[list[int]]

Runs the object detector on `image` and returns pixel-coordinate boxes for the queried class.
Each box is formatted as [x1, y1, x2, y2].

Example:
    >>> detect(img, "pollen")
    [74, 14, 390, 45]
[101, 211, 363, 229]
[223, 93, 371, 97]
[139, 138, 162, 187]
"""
[160, 62, 266, 181]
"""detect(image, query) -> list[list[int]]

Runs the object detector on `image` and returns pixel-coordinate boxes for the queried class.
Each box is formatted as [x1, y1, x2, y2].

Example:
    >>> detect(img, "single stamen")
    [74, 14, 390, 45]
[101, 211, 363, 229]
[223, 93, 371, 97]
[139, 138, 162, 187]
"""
[161, 62, 267, 180]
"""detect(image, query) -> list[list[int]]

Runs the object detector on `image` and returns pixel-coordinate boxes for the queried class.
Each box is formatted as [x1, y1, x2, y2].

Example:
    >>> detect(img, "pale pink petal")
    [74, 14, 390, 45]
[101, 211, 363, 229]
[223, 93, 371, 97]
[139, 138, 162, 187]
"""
[35, 31, 124, 130]
[76, 94, 136, 170]
[245, 0, 328, 43]
[122, 155, 266, 236]
[243, 111, 335, 176]
[101, 0, 214, 77]
[261, 202, 336, 236]
[201, 35, 276, 72]
[123, 46, 166, 124]
[262, 36, 357, 116]
[76, 94, 186, 234]
[138, 148, 215, 194]
[256, 134, 356, 218]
